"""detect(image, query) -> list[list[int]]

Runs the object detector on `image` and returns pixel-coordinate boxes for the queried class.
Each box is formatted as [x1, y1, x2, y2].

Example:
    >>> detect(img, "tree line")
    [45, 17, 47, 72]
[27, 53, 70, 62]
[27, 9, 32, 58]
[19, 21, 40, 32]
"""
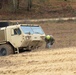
[0, 0, 69, 12]
[0, 0, 32, 12]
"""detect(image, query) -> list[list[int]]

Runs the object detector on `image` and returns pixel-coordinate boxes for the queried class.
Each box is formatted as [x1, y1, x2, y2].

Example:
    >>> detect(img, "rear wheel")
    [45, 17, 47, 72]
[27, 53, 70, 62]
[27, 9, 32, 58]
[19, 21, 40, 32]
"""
[0, 44, 14, 56]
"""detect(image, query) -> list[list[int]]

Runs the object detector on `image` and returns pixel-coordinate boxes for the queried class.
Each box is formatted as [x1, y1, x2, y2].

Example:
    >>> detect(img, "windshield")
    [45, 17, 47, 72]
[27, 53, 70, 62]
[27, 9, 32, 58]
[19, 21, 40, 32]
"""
[31, 26, 44, 34]
[20, 25, 44, 34]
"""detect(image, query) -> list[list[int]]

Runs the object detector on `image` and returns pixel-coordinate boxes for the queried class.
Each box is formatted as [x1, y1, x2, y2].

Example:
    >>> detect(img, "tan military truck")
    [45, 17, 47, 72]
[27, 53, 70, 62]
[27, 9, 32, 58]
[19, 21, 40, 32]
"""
[0, 22, 45, 56]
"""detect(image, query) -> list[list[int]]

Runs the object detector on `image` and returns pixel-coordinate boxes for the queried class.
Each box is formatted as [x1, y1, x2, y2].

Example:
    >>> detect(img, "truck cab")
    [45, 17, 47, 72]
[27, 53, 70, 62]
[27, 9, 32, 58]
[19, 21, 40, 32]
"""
[0, 24, 45, 56]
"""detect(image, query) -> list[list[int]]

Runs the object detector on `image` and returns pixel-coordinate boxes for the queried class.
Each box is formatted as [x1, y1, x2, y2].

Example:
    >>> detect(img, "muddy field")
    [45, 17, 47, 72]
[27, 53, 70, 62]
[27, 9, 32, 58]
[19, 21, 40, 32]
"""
[0, 21, 76, 75]
[0, 47, 76, 75]
[40, 21, 76, 49]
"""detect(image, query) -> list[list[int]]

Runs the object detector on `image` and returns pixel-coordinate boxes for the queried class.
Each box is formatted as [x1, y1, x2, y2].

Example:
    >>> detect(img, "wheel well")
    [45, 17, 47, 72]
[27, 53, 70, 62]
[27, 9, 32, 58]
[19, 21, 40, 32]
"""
[0, 42, 15, 50]
[7, 42, 14, 47]
[6, 42, 15, 52]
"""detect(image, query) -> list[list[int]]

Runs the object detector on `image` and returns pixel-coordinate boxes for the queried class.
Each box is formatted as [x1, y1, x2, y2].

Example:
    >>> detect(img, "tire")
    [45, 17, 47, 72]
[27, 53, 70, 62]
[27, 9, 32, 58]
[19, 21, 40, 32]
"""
[0, 44, 14, 56]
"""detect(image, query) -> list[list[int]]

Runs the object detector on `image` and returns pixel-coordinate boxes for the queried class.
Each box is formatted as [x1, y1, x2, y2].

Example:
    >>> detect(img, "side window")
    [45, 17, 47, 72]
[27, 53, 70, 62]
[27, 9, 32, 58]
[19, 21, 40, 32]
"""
[14, 28, 21, 35]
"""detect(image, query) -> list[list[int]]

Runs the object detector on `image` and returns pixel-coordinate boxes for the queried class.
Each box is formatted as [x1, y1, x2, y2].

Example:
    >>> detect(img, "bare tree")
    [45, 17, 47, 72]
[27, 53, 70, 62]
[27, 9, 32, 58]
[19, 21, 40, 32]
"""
[27, 0, 32, 11]
[12, 0, 33, 12]
[12, 0, 19, 12]
[0, 0, 3, 9]
[64, 0, 67, 1]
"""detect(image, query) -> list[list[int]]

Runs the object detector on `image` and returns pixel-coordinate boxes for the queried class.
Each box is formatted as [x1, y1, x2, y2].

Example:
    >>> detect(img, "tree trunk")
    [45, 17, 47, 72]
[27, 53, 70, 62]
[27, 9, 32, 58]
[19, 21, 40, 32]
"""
[12, 0, 18, 12]
[27, 0, 32, 11]
[0, 0, 3, 9]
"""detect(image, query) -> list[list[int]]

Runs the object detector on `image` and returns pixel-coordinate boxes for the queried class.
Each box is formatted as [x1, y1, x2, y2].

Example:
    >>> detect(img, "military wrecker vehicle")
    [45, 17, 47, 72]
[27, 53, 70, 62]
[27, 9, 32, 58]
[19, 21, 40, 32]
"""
[0, 22, 45, 56]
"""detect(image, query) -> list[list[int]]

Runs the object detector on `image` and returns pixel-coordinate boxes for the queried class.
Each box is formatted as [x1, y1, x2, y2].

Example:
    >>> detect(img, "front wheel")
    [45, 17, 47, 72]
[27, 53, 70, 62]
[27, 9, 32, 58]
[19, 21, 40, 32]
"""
[0, 44, 14, 56]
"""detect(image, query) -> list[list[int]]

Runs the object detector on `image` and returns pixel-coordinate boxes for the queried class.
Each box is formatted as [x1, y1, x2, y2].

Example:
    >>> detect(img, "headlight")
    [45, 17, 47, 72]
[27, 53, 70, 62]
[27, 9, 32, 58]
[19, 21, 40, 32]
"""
[25, 36, 31, 39]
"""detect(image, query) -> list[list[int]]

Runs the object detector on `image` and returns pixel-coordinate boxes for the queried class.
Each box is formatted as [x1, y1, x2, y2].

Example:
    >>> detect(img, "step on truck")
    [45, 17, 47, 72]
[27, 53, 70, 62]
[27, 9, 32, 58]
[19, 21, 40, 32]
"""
[0, 22, 45, 56]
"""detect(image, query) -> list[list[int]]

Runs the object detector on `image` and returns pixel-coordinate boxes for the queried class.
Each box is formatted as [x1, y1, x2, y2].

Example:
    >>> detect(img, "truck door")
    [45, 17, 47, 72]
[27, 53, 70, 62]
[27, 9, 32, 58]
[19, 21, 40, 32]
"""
[11, 28, 22, 48]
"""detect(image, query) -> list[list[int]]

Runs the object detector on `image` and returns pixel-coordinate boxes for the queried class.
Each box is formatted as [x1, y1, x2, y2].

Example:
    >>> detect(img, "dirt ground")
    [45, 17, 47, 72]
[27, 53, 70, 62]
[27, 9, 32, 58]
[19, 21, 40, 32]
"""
[0, 21, 76, 75]
[40, 21, 76, 49]
[0, 47, 76, 75]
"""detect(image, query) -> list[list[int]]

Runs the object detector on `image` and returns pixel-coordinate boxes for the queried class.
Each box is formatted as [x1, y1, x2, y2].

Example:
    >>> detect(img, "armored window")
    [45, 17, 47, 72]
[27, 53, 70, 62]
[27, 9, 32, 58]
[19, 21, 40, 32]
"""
[31, 26, 44, 34]
[20, 26, 34, 34]
[14, 28, 21, 35]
